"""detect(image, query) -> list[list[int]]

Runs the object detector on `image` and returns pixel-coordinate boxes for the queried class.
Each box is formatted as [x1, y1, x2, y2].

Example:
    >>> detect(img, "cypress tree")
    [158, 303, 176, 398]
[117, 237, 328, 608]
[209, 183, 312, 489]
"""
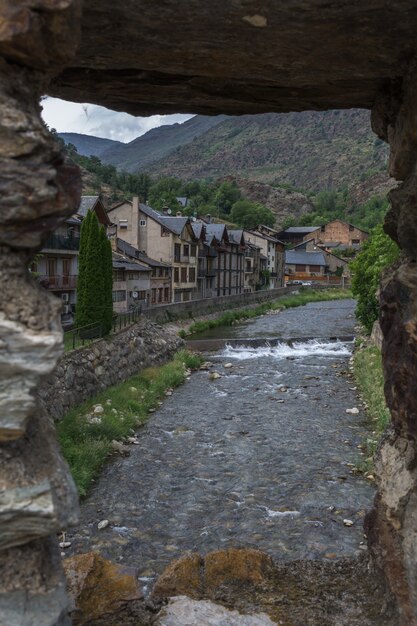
[99, 225, 113, 335]
[75, 209, 92, 328]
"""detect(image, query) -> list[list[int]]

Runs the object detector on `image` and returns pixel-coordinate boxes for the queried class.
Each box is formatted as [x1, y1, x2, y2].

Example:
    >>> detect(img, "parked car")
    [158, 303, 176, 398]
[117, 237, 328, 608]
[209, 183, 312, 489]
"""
[300, 280, 313, 286]
[286, 280, 303, 286]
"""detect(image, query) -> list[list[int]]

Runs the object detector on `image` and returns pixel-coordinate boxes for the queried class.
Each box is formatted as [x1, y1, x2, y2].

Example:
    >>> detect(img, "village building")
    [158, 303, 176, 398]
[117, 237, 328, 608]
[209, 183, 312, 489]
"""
[244, 226, 286, 289]
[115, 237, 172, 306]
[243, 241, 262, 292]
[108, 197, 199, 302]
[316, 219, 368, 248]
[111, 251, 151, 313]
[278, 226, 321, 245]
[37, 195, 112, 326]
[285, 250, 328, 280]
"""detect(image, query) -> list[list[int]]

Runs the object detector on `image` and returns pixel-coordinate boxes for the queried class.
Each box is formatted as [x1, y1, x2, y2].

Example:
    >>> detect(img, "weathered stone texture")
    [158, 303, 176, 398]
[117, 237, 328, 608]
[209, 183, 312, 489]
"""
[48, 2, 417, 116]
[38, 319, 183, 421]
[63, 552, 144, 626]
[156, 596, 276, 626]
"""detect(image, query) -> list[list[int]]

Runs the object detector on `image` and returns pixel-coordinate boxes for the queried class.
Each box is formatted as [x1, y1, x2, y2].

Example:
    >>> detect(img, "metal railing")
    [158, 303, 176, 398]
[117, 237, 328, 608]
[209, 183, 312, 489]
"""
[43, 234, 80, 250]
[64, 307, 143, 351]
[39, 275, 77, 289]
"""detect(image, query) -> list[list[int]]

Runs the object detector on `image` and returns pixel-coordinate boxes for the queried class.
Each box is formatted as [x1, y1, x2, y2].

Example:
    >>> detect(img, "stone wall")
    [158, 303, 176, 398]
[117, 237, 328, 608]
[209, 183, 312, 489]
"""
[143, 286, 315, 324]
[38, 319, 183, 422]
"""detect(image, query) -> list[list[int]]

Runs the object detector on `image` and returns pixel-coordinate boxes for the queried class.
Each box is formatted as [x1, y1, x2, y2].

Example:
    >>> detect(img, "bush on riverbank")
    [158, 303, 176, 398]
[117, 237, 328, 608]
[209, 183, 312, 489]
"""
[179, 289, 352, 337]
[57, 350, 203, 496]
[353, 344, 391, 474]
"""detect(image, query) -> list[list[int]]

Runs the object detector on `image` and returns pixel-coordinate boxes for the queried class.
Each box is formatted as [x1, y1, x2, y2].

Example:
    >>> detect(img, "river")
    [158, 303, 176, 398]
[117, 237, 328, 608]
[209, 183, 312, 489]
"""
[67, 299, 374, 591]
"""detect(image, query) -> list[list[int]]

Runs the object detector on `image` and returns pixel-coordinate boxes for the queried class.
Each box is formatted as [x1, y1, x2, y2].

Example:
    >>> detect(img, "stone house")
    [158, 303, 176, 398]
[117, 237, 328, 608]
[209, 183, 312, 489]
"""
[278, 226, 321, 245]
[317, 219, 368, 248]
[37, 195, 112, 327]
[108, 197, 200, 302]
[291, 239, 349, 277]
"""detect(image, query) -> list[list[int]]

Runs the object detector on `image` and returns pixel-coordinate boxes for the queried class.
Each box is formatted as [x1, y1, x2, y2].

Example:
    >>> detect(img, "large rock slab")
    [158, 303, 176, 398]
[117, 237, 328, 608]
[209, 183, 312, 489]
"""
[63, 552, 144, 625]
[49, 2, 417, 115]
[156, 595, 276, 626]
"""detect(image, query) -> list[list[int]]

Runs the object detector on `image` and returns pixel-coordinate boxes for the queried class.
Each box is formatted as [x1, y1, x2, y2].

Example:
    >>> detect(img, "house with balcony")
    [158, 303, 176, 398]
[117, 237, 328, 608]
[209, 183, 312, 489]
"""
[108, 197, 200, 302]
[37, 195, 112, 326]
[244, 226, 286, 289]
[221, 229, 245, 296]
[243, 241, 262, 292]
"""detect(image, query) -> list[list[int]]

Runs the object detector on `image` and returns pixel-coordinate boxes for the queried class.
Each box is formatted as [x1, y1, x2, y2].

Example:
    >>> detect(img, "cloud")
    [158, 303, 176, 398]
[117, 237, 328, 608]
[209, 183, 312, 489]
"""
[40, 97, 194, 143]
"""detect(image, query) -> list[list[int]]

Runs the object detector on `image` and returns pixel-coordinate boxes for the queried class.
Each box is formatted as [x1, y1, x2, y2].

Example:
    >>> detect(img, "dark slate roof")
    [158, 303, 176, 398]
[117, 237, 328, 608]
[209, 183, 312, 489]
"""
[191, 222, 204, 239]
[116, 237, 170, 268]
[77, 195, 100, 217]
[228, 229, 245, 245]
[285, 250, 327, 266]
[112, 252, 151, 272]
[284, 226, 321, 234]
[139, 203, 189, 236]
[205, 223, 227, 241]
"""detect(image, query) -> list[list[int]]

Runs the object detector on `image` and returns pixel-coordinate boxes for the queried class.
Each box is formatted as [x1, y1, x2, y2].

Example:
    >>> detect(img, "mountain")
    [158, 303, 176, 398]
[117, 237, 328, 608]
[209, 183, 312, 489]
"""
[99, 115, 228, 172]
[58, 132, 122, 157]
[144, 110, 391, 194]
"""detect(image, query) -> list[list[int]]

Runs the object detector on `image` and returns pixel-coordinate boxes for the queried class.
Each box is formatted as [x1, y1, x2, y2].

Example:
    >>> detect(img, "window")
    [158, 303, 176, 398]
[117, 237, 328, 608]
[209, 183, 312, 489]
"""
[158, 268, 164, 277]
[295, 264, 306, 271]
[112, 290, 126, 302]
[139, 219, 147, 227]
[161, 226, 170, 237]
[183, 291, 191, 302]
[164, 287, 169, 301]
[174, 267, 179, 282]
[151, 288, 157, 303]
[309, 264, 321, 272]
[191, 244, 197, 257]
[183, 244, 189, 257]
[138, 290, 146, 300]
[352, 239, 360, 244]
[181, 267, 187, 282]
[321, 225, 326, 232]
[174, 243, 181, 261]
[119, 220, 128, 229]
[189, 267, 196, 282]
[113, 269, 124, 281]
[128, 272, 138, 279]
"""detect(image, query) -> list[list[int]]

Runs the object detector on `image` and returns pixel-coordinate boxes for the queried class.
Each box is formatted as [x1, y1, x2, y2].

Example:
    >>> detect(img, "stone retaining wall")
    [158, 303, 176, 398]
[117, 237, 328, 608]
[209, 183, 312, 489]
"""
[38, 319, 183, 421]
[142, 286, 331, 323]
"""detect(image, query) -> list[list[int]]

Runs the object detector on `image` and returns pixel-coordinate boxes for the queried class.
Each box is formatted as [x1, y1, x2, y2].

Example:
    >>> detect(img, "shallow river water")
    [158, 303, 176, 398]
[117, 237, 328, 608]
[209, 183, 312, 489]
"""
[68, 299, 374, 589]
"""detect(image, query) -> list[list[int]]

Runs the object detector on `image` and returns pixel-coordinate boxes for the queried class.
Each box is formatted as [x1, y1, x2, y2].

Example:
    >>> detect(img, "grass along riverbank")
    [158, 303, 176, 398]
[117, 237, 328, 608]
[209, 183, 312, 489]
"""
[179, 288, 352, 337]
[353, 343, 391, 475]
[57, 350, 203, 497]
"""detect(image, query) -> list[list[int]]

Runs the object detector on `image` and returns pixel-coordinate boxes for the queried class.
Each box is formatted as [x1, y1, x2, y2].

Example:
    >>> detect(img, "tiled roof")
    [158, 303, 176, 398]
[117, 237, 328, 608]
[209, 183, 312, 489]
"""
[285, 250, 327, 266]
[205, 223, 227, 242]
[112, 252, 151, 272]
[228, 229, 245, 245]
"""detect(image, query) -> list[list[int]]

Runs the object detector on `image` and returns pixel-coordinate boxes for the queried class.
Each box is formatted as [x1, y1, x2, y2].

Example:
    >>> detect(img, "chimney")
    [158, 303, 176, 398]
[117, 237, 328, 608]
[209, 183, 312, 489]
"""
[132, 196, 139, 248]
[206, 213, 212, 224]
[162, 206, 169, 215]
[176, 211, 182, 217]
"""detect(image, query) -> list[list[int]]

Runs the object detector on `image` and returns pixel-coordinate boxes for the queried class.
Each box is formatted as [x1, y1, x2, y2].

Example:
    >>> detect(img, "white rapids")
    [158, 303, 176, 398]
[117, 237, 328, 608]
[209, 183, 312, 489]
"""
[221, 339, 352, 361]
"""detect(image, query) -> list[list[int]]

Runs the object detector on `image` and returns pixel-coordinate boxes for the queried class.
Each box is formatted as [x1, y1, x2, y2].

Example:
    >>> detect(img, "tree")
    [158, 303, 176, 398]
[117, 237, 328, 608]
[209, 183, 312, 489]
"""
[230, 200, 275, 229]
[214, 181, 241, 215]
[99, 225, 114, 335]
[350, 224, 399, 333]
[75, 210, 113, 334]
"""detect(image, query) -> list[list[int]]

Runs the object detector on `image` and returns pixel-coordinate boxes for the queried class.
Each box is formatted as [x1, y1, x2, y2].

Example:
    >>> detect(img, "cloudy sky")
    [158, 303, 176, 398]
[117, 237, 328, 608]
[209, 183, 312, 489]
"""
[41, 97, 194, 143]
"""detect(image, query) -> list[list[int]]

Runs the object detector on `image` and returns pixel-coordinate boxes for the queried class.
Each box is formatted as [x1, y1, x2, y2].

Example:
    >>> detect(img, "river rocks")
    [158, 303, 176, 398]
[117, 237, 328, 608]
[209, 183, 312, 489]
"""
[97, 520, 109, 530]
[94, 405, 104, 414]
[224, 363, 234, 369]
[152, 549, 274, 601]
[155, 595, 276, 626]
[152, 553, 203, 599]
[346, 407, 360, 415]
[63, 552, 144, 625]
[209, 372, 222, 380]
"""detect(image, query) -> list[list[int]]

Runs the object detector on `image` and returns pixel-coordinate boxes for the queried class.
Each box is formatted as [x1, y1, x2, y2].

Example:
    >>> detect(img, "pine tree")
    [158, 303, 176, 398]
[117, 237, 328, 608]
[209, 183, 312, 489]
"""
[99, 225, 113, 335]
